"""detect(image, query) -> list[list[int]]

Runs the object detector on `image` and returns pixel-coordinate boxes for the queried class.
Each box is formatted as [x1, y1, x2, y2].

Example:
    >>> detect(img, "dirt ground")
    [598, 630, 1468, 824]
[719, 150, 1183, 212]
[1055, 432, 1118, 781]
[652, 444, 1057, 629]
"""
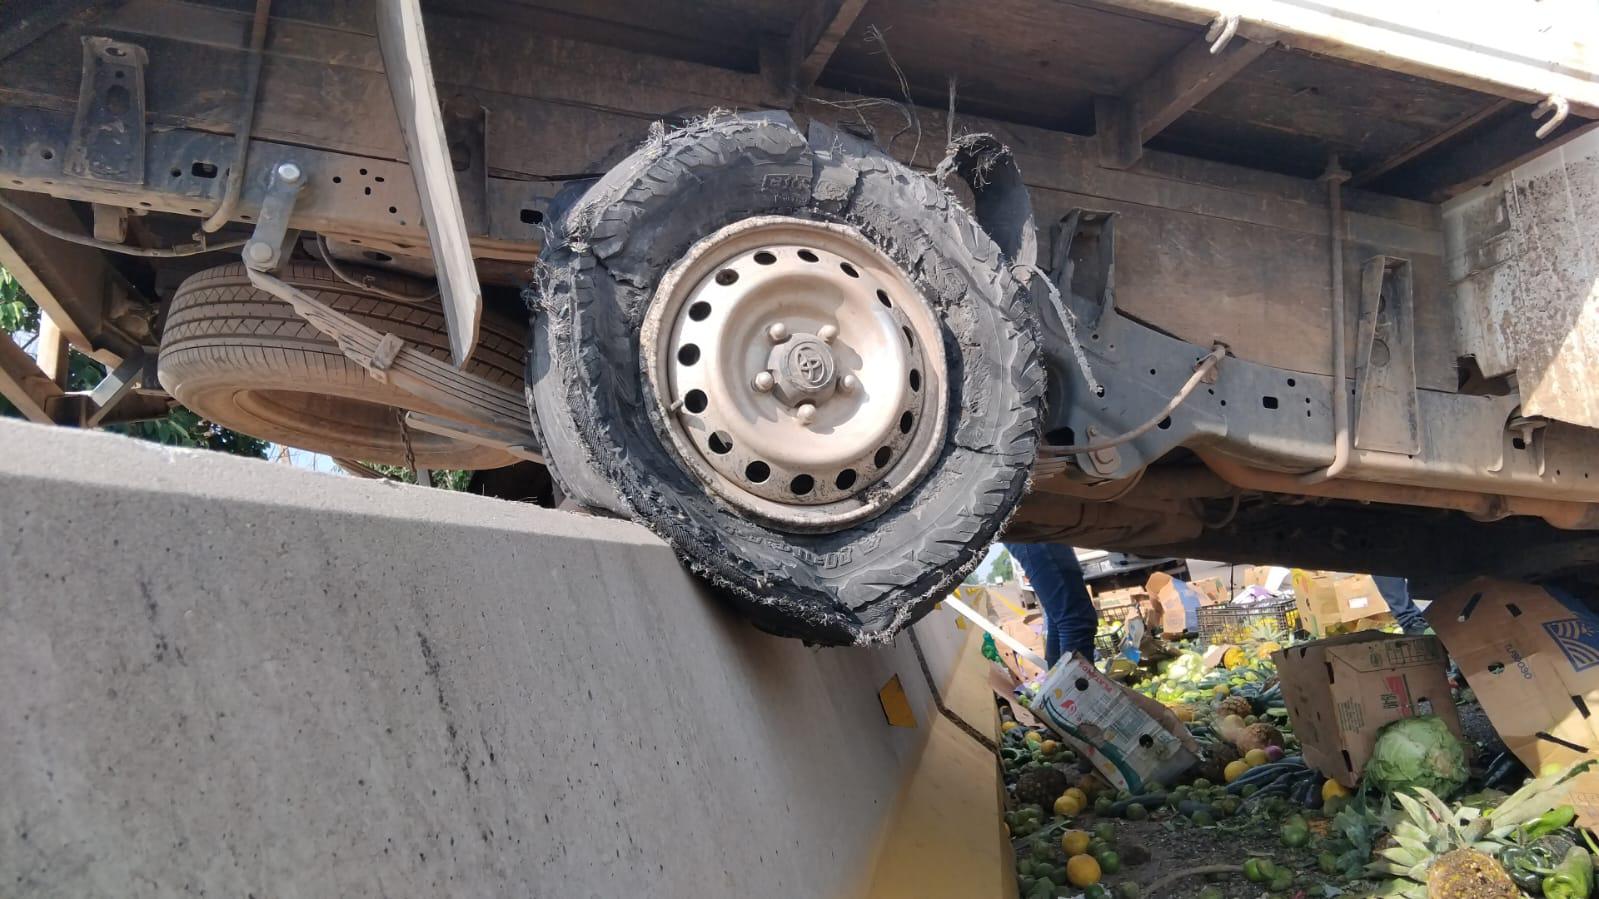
[1084, 813, 1355, 898]
[1024, 701, 1506, 898]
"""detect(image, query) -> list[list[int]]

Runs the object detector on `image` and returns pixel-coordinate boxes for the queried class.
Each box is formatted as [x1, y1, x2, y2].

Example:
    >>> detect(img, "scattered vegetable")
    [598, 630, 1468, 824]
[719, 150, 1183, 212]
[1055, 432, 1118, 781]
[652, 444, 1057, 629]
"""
[1542, 845, 1594, 899]
[1365, 715, 1469, 798]
[1067, 854, 1102, 888]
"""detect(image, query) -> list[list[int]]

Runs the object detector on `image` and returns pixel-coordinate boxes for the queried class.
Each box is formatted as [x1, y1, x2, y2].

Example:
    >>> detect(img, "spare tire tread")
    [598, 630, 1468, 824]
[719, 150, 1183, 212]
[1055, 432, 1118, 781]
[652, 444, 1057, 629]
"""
[158, 260, 526, 469]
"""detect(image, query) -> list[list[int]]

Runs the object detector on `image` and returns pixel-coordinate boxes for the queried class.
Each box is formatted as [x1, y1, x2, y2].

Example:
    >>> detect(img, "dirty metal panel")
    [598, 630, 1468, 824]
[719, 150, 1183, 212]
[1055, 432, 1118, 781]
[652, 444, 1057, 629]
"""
[1445, 128, 1599, 430]
[65, 36, 146, 185]
[1353, 256, 1420, 455]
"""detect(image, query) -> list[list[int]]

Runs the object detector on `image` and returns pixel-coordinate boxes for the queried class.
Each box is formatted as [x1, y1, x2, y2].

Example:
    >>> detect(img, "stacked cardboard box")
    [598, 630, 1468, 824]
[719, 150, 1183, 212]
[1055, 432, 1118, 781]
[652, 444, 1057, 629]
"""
[1290, 570, 1396, 636]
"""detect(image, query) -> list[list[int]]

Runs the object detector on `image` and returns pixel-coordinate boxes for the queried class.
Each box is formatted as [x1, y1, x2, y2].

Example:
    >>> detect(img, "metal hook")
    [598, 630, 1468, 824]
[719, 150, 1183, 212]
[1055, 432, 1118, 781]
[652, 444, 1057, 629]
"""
[1533, 95, 1570, 140]
[1206, 13, 1241, 54]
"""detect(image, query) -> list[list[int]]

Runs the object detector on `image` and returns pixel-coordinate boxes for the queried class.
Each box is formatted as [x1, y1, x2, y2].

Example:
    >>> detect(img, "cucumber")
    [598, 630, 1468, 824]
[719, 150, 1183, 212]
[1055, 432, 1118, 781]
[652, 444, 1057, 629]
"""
[1238, 781, 1295, 813]
[1224, 758, 1307, 794]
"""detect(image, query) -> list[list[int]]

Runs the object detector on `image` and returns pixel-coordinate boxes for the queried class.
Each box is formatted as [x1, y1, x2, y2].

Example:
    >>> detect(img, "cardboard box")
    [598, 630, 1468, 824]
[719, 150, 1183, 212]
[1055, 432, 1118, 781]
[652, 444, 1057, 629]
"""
[1144, 571, 1203, 635]
[1273, 632, 1460, 787]
[1092, 585, 1146, 612]
[1291, 570, 1343, 636]
[1190, 577, 1229, 607]
[1201, 644, 1236, 671]
[1033, 654, 1197, 793]
[1334, 574, 1395, 630]
[1244, 565, 1292, 591]
[1291, 570, 1395, 636]
[1428, 578, 1599, 823]
[998, 613, 1048, 680]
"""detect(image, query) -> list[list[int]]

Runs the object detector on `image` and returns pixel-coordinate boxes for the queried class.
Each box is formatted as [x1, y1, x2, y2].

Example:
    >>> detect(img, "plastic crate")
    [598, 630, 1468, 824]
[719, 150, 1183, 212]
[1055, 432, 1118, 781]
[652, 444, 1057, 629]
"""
[1094, 632, 1121, 659]
[1196, 598, 1298, 645]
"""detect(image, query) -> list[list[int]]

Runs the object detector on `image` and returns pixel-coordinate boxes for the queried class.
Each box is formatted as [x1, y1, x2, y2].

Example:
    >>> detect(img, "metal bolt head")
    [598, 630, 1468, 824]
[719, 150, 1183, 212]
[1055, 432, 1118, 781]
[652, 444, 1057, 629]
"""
[817, 324, 839, 343]
[838, 374, 859, 394]
[752, 371, 775, 393]
[275, 162, 304, 185]
[766, 322, 790, 343]
[244, 240, 275, 264]
[795, 403, 817, 426]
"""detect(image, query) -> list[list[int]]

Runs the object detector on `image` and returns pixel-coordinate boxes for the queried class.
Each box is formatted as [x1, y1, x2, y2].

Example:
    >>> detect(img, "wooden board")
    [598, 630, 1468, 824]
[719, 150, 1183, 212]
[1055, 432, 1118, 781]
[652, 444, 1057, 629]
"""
[1172, 48, 1500, 175]
[822, 0, 1199, 131]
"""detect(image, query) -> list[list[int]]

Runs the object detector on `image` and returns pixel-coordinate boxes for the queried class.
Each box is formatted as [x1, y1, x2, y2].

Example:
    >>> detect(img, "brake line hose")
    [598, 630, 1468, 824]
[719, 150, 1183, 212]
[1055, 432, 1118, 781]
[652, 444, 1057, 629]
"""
[0, 192, 246, 258]
[1040, 343, 1226, 456]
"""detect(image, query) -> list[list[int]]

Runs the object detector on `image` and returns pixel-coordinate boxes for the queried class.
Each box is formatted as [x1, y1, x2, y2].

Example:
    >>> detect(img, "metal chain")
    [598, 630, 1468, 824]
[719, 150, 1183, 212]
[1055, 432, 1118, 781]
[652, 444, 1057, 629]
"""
[394, 408, 423, 485]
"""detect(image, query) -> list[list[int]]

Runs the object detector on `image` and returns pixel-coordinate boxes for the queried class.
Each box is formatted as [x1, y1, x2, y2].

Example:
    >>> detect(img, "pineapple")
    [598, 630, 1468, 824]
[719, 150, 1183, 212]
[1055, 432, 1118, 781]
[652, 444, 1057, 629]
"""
[1215, 695, 1253, 719]
[1246, 618, 1287, 645]
[1013, 765, 1071, 810]
[1194, 740, 1240, 784]
[1368, 763, 1594, 897]
[1425, 850, 1515, 898]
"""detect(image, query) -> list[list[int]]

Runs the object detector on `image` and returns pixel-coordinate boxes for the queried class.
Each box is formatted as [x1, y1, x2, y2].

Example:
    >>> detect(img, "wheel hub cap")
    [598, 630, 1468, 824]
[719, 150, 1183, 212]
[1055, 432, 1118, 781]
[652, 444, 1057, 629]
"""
[641, 216, 948, 532]
[768, 331, 838, 406]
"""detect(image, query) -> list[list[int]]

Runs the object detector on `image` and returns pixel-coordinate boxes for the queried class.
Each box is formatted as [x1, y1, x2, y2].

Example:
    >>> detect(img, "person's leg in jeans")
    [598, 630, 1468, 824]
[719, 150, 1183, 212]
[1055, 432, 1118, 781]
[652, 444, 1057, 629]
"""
[1372, 575, 1428, 634]
[1008, 542, 1098, 666]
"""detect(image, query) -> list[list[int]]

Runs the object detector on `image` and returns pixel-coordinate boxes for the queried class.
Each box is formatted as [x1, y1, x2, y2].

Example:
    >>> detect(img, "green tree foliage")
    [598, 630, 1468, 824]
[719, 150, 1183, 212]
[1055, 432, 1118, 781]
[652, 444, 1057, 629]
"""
[365, 463, 471, 491]
[1, 269, 268, 458]
[1, 268, 40, 333]
[989, 548, 1015, 583]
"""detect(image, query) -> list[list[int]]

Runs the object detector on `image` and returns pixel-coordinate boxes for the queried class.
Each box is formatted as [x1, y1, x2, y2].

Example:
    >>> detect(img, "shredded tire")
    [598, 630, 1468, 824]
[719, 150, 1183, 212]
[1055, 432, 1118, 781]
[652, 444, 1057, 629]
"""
[159, 261, 525, 470]
[530, 113, 1043, 644]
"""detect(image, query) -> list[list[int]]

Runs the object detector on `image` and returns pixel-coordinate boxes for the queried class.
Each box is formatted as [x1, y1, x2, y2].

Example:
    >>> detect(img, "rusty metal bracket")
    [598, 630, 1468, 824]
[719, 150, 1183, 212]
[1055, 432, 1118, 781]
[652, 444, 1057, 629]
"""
[242, 162, 306, 272]
[1491, 415, 1549, 477]
[1050, 209, 1118, 333]
[1353, 256, 1420, 455]
[65, 37, 147, 185]
[84, 348, 149, 427]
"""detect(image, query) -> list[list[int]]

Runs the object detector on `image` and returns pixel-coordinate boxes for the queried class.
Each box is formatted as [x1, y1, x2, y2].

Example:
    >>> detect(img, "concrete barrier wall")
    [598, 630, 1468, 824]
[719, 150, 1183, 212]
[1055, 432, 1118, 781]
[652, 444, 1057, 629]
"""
[0, 420, 1003, 898]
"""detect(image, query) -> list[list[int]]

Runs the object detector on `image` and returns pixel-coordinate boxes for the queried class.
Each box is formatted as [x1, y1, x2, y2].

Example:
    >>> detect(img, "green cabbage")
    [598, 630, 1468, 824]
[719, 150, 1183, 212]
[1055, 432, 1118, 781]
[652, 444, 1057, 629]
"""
[1165, 651, 1206, 683]
[1365, 715, 1469, 798]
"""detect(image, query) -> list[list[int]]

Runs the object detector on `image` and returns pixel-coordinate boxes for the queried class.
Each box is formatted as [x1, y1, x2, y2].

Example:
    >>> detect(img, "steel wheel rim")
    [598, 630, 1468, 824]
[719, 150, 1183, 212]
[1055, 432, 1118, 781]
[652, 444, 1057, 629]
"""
[641, 216, 948, 532]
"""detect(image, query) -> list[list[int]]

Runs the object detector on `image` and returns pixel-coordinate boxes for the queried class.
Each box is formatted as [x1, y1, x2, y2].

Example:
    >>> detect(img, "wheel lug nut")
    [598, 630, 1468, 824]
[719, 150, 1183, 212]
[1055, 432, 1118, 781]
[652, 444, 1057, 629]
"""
[838, 374, 859, 394]
[753, 371, 775, 393]
[818, 324, 838, 343]
[767, 322, 790, 343]
[795, 403, 817, 426]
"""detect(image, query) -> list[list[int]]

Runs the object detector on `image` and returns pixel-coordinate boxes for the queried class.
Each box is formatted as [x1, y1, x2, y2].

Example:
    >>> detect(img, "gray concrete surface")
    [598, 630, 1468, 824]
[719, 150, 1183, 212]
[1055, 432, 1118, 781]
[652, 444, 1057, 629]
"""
[0, 419, 972, 898]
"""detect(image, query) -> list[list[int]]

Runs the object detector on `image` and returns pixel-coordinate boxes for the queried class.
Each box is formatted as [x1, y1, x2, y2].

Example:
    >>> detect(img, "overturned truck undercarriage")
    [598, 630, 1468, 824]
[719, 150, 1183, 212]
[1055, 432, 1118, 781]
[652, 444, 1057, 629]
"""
[2, 0, 1598, 641]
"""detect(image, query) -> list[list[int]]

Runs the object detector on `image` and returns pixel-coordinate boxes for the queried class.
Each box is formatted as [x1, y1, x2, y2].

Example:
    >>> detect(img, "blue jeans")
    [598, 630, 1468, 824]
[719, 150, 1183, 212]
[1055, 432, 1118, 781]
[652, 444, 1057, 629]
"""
[1373, 575, 1428, 634]
[1008, 543, 1098, 667]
